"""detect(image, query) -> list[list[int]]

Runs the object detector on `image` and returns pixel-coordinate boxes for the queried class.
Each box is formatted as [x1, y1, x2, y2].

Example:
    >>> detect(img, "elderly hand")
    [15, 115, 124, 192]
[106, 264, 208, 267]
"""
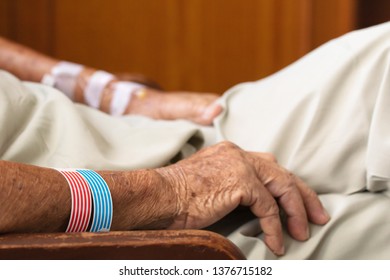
[157, 141, 330, 255]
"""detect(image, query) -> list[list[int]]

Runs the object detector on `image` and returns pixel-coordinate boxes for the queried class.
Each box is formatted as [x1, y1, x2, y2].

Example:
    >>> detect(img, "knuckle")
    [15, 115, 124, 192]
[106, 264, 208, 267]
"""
[275, 172, 296, 194]
[263, 200, 280, 217]
[277, 171, 295, 189]
[263, 152, 278, 163]
[219, 141, 238, 149]
[286, 173, 296, 186]
[303, 184, 317, 199]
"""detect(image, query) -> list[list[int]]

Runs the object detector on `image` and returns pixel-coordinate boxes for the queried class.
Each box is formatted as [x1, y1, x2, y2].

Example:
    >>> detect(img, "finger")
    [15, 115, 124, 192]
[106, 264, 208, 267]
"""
[250, 151, 330, 226]
[274, 175, 310, 241]
[201, 102, 223, 124]
[294, 175, 330, 225]
[248, 184, 285, 256]
[248, 153, 310, 241]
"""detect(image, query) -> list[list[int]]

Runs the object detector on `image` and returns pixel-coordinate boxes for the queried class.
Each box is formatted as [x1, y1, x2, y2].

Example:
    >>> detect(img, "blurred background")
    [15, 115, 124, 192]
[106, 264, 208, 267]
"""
[0, 0, 389, 94]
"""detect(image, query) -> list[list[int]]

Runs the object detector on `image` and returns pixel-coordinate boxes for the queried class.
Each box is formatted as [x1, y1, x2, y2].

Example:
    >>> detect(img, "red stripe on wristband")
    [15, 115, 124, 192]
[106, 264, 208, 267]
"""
[59, 170, 92, 232]
[67, 171, 92, 232]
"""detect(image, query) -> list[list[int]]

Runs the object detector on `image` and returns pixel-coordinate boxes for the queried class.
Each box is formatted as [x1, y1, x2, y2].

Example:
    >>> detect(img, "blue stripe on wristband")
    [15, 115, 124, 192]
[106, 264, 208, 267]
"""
[76, 169, 113, 232]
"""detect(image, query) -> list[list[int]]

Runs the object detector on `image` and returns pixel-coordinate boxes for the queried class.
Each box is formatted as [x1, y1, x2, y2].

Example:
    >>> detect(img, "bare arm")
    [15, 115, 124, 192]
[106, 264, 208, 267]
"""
[0, 142, 330, 255]
[0, 37, 57, 82]
[0, 37, 115, 112]
[0, 160, 177, 233]
[0, 36, 222, 125]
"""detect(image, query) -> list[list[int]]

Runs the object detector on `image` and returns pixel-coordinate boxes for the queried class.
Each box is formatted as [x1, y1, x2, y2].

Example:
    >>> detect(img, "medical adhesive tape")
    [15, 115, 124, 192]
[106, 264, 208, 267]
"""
[84, 71, 115, 109]
[110, 81, 145, 116]
[41, 61, 84, 100]
[57, 169, 92, 232]
[76, 169, 113, 232]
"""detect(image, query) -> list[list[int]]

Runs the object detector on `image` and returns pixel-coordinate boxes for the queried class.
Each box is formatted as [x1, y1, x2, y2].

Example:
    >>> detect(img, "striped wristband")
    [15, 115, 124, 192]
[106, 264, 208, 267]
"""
[57, 169, 113, 233]
[58, 170, 92, 232]
[76, 169, 113, 232]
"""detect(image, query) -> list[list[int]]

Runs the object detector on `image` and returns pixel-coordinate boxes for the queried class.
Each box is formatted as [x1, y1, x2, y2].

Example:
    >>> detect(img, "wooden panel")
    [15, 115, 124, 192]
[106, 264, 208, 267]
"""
[53, 0, 184, 89]
[357, 0, 390, 28]
[0, 0, 10, 37]
[0, 0, 54, 54]
[1, 0, 358, 93]
[53, 0, 313, 93]
[273, 0, 312, 69]
[311, 0, 357, 49]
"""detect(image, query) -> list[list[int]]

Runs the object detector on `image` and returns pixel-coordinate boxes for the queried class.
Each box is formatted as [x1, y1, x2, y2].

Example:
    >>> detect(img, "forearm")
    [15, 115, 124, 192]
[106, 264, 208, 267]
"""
[0, 37, 117, 112]
[0, 160, 177, 234]
[0, 37, 57, 82]
[0, 36, 221, 125]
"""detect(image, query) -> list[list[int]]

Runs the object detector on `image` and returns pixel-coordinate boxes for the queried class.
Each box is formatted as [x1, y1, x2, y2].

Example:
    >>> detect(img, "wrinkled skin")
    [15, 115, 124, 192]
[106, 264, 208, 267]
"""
[158, 141, 330, 255]
[125, 88, 223, 126]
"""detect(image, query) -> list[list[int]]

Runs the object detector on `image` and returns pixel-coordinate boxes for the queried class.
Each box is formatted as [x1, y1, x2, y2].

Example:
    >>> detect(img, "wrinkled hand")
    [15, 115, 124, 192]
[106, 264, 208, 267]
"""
[157, 141, 330, 255]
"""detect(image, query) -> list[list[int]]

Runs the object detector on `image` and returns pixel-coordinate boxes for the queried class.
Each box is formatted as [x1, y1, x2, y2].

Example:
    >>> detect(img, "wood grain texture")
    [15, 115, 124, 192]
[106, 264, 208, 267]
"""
[50, 0, 315, 93]
[0, 0, 54, 54]
[311, 0, 357, 48]
[0, 0, 359, 92]
[357, 0, 390, 28]
[0, 0, 10, 37]
[0, 230, 246, 260]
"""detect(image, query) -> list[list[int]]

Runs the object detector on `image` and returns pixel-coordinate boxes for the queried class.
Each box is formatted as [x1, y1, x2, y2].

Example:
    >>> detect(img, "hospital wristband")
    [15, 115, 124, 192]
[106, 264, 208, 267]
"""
[57, 169, 92, 232]
[41, 61, 84, 100]
[84, 70, 115, 109]
[56, 168, 113, 233]
[76, 169, 113, 232]
[110, 81, 145, 116]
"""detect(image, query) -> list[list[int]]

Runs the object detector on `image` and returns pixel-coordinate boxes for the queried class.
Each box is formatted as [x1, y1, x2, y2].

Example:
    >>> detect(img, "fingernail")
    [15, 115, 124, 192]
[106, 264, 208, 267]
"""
[202, 104, 219, 121]
[322, 208, 331, 222]
[277, 245, 285, 256]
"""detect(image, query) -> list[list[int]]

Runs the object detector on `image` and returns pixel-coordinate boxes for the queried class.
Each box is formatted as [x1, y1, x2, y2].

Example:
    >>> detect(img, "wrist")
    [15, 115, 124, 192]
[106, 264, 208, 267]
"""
[45, 61, 147, 116]
[73, 68, 115, 112]
[99, 169, 179, 230]
[75, 69, 139, 115]
[154, 166, 188, 229]
[73, 68, 98, 103]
